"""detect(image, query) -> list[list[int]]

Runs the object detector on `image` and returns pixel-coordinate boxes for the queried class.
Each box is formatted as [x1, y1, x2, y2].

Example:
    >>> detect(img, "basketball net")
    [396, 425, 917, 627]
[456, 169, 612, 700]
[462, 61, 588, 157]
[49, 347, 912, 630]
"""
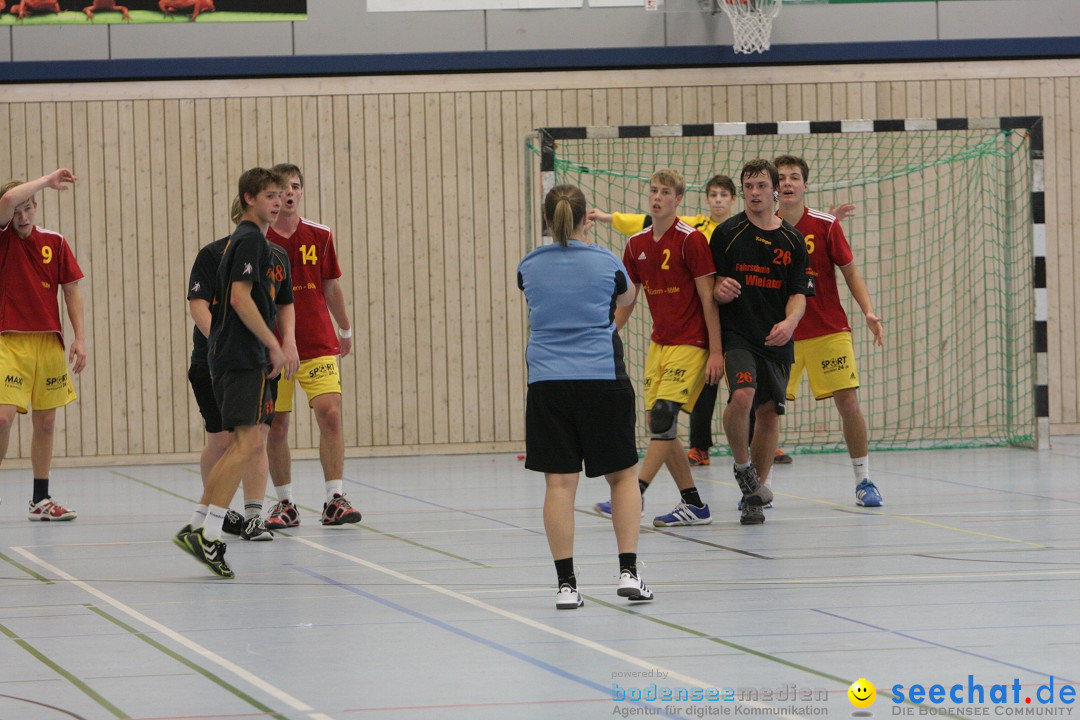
[718, 0, 782, 54]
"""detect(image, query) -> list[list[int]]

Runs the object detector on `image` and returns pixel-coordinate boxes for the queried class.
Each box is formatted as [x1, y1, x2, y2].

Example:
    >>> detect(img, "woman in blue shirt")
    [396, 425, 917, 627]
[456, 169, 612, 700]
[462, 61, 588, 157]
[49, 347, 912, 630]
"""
[517, 184, 654, 610]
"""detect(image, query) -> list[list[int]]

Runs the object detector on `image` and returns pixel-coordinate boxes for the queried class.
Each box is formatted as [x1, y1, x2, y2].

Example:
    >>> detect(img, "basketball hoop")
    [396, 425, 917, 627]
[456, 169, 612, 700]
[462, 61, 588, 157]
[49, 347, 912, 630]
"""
[718, 0, 781, 54]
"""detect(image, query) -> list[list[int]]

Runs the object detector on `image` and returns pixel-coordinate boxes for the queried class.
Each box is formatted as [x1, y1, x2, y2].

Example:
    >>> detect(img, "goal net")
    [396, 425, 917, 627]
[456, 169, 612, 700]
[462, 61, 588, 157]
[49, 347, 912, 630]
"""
[528, 120, 1038, 453]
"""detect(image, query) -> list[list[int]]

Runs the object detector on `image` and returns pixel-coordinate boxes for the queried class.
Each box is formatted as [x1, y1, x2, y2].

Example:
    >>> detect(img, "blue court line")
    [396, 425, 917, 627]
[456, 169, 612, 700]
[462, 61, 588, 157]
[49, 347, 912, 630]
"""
[812, 609, 1079, 685]
[293, 565, 679, 719]
[345, 478, 546, 535]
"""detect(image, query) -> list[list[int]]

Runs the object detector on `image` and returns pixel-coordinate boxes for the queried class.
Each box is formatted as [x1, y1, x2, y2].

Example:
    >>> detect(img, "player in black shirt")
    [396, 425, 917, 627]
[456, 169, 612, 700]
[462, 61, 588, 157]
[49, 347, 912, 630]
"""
[175, 168, 299, 578]
[711, 159, 813, 526]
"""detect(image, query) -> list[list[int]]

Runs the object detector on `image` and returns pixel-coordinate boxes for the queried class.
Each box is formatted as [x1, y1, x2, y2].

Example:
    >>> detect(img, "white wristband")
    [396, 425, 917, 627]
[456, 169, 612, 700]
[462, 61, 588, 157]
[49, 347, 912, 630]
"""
[338, 328, 352, 339]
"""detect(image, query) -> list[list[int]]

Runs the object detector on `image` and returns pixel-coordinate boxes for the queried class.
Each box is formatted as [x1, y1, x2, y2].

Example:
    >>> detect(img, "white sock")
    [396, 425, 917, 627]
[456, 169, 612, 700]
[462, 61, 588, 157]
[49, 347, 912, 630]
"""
[852, 456, 869, 484]
[325, 479, 344, 501]
[203, 505, 226, 542]
[275, 483, 293, 502]
[244, 500, 263, 520]
[734, 460, 752, 472]
[188, 504, 208, 529]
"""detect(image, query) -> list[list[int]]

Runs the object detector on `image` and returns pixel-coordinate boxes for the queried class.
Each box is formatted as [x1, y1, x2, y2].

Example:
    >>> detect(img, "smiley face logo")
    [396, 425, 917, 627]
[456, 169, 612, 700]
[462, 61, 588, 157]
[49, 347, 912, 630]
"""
[848, 678, 877, 708]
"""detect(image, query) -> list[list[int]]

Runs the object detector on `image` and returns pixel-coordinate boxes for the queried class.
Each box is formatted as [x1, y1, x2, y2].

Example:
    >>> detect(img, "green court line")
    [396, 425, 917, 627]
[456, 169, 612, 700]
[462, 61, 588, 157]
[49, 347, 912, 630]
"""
[84, 605, 289, 720]
[0, 549, 54, 584]
[111, 469, 491, 568]
[0, 621, 128, 718]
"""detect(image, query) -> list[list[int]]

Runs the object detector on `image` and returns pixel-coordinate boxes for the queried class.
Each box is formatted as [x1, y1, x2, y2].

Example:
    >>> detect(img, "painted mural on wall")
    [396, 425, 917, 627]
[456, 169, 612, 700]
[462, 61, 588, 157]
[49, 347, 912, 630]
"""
[0, 0, 303, 23]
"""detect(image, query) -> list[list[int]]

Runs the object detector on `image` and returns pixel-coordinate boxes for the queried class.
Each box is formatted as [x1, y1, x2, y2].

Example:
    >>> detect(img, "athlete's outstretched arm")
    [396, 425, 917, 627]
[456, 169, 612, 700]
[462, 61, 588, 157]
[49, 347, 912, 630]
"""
[0, 168, 76, 227]
[839, 262, 883, 347]
[61, 280, 87, 374]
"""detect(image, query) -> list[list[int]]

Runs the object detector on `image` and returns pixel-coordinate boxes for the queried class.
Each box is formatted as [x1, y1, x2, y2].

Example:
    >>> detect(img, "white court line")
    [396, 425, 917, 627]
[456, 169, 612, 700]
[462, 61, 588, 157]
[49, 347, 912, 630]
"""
[11, 546, 336, 720]
[290, 536, 808, 719]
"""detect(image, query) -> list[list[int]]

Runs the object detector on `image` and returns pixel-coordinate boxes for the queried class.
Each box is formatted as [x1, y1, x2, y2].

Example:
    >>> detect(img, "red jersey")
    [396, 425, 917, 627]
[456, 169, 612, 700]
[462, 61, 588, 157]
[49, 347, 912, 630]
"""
[793, 207, 855, 341]
[267, 218, 343, 361]
[0, 223, 84, 340]
[622, 219, 715, 348]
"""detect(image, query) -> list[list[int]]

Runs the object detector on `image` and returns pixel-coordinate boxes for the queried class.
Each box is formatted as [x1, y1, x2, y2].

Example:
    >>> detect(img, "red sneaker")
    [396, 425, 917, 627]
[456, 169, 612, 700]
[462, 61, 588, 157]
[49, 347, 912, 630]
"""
[687, 448, 710, 466]
[27, 497, 77, 521]
[321, 494, 362, 526]
[264, 499, 300, 529]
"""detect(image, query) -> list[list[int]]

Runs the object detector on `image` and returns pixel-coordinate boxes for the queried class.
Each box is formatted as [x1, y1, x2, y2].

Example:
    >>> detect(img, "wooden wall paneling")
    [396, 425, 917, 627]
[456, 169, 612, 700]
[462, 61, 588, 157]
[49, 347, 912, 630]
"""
[485, 91, 509, 443]
[993, 78, 1010, 116]
[69, 102, 96, 458]
[393, 93, 419, 445]
[8, 104, 27, 185]
[453, 91, 479, 443]
[255, 97, 274, 169]
[769, 85, 786, 121]
[423, 93, 449, 445]
[207, 99, 228, 242]
[651, 86, 667, 124]
[131, 99, 162, 456]
[346, 95, 373, 447]
[240, 98, 258, 171]
[116, 100, 143, 454]
[83, 101, 112, 457]
[505, 92, 528, 442]
[1064, 78, 1080, 425]
[330, 95, 358, 448]
[54, 102, 82, 457]
[964, 79, 980, 119]
[375, 94, 402, 445]
[363, 94, 388, 446]
[408, 93, 433, 446]
[191, 98, 216, 451]
[979, 79, 995, 116]
[0, 104, 9, 182]
[160, 100, 185, 455]
[784, 84, 801, 120]
[438, 92, 463, 445]
[1009, 78, 1027, 116]
[932, 80, 949, 119]
[173, 98, 200, 455]
[468, 91, 493, 444]
[741, 84, 760, 122]
[270, 97, 288, 169]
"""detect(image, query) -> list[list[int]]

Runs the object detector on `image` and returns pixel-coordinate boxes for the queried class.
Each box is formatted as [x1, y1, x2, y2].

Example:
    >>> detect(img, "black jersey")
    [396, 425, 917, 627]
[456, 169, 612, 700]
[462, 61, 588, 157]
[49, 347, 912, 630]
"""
[187, 236, 228, 368]
[208, 221, 294, 376]
[710, 212, 814, 364]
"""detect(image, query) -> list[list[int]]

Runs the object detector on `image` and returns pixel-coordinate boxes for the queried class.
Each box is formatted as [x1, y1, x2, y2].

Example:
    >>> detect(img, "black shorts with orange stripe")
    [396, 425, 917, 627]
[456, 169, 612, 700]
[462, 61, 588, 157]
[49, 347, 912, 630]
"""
[211, 368, 277, 431]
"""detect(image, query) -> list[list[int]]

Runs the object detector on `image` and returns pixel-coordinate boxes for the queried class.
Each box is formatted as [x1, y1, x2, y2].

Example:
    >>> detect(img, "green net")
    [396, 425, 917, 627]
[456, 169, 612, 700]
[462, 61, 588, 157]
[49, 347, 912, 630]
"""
[531, 127, 1035, 453]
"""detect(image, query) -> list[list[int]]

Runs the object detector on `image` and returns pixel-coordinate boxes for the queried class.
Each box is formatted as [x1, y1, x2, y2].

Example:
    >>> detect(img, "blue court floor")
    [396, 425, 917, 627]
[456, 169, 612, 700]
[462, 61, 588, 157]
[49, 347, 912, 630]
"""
[1, 437, 1078, 720]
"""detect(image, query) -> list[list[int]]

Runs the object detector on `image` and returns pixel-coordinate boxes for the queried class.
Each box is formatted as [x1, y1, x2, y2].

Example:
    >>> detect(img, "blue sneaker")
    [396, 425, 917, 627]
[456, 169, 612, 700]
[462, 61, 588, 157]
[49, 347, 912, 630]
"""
[652, 501, 711, 527]
[855, 479, 883, 507]
[594, 497, 644, 519]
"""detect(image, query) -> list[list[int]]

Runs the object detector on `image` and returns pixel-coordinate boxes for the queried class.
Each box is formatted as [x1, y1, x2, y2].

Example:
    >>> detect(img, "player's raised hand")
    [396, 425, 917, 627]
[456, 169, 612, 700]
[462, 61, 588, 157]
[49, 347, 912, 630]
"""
[586, 208, 613, 225]
[829, 202, 856, 222]
[866, 312, 884, 347]
[47, 168, 77, 191]
[713, 276, 741, 304]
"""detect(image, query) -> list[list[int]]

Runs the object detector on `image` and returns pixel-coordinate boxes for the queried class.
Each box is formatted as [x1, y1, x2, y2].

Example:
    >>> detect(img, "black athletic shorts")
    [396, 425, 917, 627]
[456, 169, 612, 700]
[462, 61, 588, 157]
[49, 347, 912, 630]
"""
[525, 379, 638, 478]
[211, 368, 277, 431]
[725, 348, 790, 416]
[188, 363, 224, 434]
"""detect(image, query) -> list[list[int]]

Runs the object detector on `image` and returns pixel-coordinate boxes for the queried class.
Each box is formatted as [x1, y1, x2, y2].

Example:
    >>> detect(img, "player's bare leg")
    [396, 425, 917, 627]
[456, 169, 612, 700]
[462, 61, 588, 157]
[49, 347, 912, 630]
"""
[267, 411, 292, 488]
[834, 387, 881, 506]
[30, 409, 56, 479]
[312, 392, 344, 482]
[0, 404, 15, 466]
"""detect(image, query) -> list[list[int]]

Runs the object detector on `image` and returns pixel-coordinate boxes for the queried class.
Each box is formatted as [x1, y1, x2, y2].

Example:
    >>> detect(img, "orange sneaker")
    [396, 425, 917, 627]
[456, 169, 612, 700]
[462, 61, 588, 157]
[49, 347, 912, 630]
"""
[687, 448, 710, 466]
[774, 448, 793, 465]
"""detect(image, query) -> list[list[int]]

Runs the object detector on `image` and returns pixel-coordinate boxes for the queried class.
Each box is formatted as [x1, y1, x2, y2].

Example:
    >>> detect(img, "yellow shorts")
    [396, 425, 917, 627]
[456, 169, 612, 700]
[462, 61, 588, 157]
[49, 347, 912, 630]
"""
[787, 331, 860, 401]
[643, 342, 708, 413]
[275, 355, 341, 413]
[0, 332, 77, 414]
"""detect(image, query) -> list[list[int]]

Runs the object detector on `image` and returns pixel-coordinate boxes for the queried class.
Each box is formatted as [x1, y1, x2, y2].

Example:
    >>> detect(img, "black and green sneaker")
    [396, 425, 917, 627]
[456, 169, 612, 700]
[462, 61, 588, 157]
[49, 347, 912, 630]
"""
[181, 527, 235, 579]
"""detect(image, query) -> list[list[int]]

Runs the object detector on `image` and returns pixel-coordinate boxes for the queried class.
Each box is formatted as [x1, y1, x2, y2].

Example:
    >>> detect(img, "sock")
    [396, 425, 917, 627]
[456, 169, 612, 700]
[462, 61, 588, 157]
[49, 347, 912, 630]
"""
[680, 486, 704, 508]
[244, 500, 263, 520]
[638, 480, 649, 495]
[325, 478, 344, 501]
[852, 456, 869, 484]
[32, 478, 49, 504]
[734, 460, 752, 472]
[618, 552, 638, 577]
[554, 557, 576, 589]
[275, 483, 293, 502]
[203, 505, 226, 542]
[188, 504, 209, 529]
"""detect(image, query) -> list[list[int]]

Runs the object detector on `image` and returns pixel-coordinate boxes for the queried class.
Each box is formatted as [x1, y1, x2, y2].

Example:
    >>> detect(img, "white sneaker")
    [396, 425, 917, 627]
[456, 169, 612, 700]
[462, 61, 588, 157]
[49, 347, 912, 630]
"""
[555, 584, 584, 609]
[617, 571, 654, 602]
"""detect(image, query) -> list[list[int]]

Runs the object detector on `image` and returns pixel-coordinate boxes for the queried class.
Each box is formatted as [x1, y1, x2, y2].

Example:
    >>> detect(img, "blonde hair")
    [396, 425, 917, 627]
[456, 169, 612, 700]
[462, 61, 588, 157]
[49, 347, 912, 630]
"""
[650, 168, 686, 196]
[0, 180, 32, 205]
[543, 184, 587, 247]
[229, 196, 243, 224]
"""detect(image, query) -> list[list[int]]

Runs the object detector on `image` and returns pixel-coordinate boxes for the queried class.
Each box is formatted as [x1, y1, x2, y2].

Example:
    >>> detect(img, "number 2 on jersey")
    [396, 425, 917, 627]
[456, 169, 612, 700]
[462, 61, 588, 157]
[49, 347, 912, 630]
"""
[300, 244, 318, 265]
[661, 248, 670, 270]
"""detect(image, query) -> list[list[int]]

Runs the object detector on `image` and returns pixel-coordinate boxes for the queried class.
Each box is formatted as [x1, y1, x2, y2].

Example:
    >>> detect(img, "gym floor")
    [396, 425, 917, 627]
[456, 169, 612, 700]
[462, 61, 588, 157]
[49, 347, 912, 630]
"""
[1, 437, 1078, 720]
